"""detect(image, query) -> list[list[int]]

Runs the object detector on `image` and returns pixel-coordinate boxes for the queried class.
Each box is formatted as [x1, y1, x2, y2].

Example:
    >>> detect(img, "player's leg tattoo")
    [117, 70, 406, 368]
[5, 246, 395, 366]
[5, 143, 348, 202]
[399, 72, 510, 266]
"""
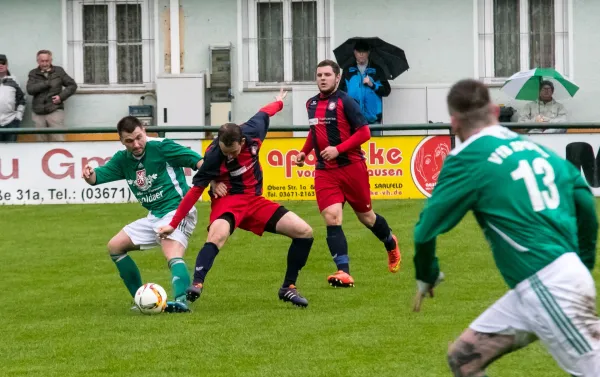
[447, 329, 536, 377]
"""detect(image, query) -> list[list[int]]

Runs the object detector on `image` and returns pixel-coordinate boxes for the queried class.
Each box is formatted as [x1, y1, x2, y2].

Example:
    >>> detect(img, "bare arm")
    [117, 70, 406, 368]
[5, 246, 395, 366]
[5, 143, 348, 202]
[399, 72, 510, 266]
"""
[82, 165, 97, 185]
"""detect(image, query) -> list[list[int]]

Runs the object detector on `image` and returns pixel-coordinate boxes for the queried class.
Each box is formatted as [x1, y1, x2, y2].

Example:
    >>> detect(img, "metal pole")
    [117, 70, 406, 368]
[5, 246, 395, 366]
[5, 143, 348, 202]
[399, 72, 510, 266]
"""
[1, 123, 600, 135]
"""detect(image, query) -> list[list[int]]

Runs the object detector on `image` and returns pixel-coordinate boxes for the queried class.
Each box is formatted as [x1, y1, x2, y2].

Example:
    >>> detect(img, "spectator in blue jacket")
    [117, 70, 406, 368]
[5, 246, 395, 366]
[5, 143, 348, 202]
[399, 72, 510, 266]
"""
[338, 41, 391, 136]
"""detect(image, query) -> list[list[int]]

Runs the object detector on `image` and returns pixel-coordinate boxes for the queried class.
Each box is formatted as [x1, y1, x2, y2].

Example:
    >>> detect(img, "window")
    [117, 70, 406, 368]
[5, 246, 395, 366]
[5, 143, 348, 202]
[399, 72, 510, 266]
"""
[242, 0, 330, 86]
[67, 0, 155, 89]
[478, 0, 570, 81]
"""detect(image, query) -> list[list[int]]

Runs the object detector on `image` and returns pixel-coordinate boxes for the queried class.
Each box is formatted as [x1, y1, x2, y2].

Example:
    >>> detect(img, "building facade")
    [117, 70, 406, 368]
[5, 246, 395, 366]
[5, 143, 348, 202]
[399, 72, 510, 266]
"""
[1, 0, 597, 133]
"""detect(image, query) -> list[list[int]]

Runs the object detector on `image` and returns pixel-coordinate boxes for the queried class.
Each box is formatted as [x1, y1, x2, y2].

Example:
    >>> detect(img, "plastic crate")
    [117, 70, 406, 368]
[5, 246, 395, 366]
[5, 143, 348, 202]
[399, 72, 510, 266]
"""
[129, 105, 154, 117]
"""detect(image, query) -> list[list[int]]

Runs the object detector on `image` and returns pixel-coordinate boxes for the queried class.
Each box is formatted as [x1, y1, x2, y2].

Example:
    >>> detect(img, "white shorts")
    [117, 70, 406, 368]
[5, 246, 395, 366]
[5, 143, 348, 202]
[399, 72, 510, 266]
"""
[470, 252, 600, 376]
[123, 207, 197, 250]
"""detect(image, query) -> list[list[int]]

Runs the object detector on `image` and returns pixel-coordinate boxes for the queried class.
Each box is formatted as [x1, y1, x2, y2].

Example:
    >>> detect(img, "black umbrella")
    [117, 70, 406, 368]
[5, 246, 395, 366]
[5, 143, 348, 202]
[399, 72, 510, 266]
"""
[333, 37, 409, 80]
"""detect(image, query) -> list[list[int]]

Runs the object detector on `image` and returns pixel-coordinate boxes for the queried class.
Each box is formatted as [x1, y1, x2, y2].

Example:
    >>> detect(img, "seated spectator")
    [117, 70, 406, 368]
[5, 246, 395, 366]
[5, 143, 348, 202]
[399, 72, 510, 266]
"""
[0, 54, 26, 143]
[518, 80, 567, 134]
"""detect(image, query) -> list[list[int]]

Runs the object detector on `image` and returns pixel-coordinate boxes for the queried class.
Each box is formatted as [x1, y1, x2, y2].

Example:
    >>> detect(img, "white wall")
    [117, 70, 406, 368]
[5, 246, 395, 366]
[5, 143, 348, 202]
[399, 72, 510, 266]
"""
[484, 0, 600, 123]
[334, 0, 475, 85]
[174, 0, 478, 127]
[66, 94, 156, 127]
[568, 0, 600, 122]
[0, 0, 63, 127]
[6, 0, 600, 130]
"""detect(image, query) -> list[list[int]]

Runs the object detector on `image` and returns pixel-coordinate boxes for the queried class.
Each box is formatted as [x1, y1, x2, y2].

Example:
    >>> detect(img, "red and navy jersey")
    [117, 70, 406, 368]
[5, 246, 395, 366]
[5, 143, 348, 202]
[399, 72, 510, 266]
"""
[192, 111, 270, 196]
[306, 90, 368, 169]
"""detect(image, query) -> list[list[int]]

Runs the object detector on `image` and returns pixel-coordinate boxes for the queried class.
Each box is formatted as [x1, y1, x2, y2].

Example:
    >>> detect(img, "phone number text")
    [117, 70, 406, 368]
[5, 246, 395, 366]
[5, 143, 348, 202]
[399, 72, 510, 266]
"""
[0, 187, 133, 203]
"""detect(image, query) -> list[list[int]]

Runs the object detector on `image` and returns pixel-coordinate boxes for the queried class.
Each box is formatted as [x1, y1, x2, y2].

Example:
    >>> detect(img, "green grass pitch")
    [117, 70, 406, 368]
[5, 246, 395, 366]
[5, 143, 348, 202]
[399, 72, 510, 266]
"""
[3, 200, 596, 376]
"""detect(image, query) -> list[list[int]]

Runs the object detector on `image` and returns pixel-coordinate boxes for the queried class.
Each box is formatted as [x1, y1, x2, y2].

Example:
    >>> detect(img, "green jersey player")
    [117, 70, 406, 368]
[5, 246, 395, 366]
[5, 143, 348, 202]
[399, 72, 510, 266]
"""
[82, 116, 225, 313]
[413, 79, 599, 376]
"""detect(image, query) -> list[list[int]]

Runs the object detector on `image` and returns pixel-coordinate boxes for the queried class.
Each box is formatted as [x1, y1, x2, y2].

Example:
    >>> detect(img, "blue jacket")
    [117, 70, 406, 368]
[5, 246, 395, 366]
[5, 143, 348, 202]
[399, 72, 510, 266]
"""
[339, 61, 391, 123]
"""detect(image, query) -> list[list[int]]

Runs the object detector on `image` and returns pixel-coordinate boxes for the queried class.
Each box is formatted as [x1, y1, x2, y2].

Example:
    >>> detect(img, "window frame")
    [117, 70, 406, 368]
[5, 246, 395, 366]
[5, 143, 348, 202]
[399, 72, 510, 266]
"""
[68, 0, 154, 91]
[477, 0, 572, 83]
[245, 0, 329, 88]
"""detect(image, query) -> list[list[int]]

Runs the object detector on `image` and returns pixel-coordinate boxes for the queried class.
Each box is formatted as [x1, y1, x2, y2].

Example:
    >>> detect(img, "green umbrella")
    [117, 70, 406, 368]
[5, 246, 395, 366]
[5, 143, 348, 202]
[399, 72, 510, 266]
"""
[501, 68, 579, 101]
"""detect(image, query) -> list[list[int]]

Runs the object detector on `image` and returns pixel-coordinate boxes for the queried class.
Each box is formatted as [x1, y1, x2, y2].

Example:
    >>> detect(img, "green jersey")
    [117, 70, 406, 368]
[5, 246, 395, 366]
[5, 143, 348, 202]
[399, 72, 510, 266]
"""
[93, 137, 202, 218]
[414, 125, 598, 288]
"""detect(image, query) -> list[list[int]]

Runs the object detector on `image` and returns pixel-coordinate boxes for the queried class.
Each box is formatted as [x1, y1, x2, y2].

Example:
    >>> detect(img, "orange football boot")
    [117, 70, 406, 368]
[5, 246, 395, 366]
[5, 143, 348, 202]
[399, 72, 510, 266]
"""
[387, 235, 402, 273]
[327, 270, 355, 287]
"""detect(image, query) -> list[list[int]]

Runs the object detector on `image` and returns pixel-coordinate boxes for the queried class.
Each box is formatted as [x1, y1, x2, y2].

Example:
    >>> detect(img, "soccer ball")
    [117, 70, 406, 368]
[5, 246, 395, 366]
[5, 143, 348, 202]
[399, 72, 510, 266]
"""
[134, 283, 168, 315]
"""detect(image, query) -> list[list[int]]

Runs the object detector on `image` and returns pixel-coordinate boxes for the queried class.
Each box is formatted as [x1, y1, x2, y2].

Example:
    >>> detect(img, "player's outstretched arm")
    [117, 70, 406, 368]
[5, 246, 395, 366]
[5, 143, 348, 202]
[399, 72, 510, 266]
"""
[413, 271, 445, 312]
[573, 175, 598, 270]
[413, 156, 477, 311]
[258, 87, 286, 118]
[262, 87, 287, 115]
[82, 153, 124, 186]
[245, 88, 287, 142]
[157, 185, 206, 238]
[157, 145, 222, 238]
[82, 164, 96, 185]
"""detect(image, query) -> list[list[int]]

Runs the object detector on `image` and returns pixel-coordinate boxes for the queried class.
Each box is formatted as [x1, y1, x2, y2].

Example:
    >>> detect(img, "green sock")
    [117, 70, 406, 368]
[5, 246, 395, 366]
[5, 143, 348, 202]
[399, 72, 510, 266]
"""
[110, 254, 142, 297]
[168, 257, 190, 302]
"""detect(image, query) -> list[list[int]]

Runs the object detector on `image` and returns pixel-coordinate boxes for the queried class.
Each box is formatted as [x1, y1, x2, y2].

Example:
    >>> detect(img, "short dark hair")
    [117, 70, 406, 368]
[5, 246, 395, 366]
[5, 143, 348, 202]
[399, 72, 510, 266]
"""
[218, 123, 243, 147]
[540, 80, 554, 92]
[354, 40, 370, 52]
[447, 79, 492, 125]
[317, 59, 340, 76]
[37, 50, 52, 57]
[117, 116, 143, 136]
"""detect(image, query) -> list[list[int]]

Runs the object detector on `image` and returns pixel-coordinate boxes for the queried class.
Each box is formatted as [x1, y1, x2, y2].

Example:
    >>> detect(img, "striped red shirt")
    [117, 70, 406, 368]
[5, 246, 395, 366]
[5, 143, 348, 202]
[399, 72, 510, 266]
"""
[305, 90, 368, 169]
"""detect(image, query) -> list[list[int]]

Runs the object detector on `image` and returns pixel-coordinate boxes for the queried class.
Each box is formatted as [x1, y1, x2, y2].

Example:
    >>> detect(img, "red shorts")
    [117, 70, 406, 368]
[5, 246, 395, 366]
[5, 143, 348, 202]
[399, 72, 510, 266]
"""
[209, 194, 282, 236]
[315, 160, 372, 213]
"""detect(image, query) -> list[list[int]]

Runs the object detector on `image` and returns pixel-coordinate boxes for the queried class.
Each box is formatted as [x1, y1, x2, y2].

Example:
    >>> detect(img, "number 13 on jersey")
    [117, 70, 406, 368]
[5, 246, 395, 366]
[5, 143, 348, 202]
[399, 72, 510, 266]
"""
[511, 158, 560, 212]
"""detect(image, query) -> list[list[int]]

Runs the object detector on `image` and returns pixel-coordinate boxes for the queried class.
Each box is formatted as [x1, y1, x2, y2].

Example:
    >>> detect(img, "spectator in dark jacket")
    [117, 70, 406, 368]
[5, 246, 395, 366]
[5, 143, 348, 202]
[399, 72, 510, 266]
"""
[0, 54, 26, 143]
[26, 50, 77, 142]
[338, 41, 391, 136]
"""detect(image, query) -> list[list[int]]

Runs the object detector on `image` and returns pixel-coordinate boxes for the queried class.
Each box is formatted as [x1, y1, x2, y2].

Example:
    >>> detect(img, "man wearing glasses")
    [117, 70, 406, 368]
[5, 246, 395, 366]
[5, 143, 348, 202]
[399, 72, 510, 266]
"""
[518, 80, 567, 134]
